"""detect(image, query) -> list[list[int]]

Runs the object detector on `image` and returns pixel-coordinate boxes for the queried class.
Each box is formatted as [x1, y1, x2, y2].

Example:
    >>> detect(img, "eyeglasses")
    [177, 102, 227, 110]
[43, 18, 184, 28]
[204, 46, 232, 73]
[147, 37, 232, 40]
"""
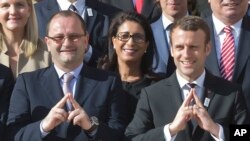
[115, 32, 146, 43]
[46, 34, 86, 44]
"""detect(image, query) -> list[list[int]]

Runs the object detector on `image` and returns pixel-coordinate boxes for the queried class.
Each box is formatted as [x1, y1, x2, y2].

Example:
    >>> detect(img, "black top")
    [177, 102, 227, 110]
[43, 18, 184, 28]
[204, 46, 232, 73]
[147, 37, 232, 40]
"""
[122, 76, 154, 122]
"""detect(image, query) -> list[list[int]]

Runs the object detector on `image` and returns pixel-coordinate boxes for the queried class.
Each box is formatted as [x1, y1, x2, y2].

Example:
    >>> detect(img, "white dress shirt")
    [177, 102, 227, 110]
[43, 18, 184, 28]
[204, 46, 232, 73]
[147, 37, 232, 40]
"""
[163, 70, 225, 141]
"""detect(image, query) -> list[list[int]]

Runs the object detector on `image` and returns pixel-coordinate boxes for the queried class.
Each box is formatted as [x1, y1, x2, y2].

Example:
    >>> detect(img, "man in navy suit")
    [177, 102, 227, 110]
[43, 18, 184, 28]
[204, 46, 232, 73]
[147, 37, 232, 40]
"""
[0, 64, 14, 141]
[125, 16, 249, 141]
[204, 0, 250, 112]
[35, 0, 109, 67]
[151, 0, 188, 77]
[7, 11, 128, 141]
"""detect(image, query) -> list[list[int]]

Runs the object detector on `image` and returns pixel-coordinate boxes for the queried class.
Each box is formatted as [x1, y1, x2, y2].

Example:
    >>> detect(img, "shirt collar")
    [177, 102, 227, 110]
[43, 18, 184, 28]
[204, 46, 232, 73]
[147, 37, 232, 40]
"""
[212, 14, 242, 36]
[162, 14, 173, 30]
[176, 70, 206, 89]
[57, 0, 85, 12]
[54, 63, 83, 79]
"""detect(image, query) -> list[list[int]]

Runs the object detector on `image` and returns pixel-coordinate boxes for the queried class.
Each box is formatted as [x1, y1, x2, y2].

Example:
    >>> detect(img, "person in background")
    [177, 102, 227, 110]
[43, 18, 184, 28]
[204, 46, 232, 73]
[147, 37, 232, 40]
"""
[98, 12, 161, 122]
[99, 0, 161, 23]
[6, 11, 128, 141]
[125, 16, 250, 141]
[151, 0, 188, 78]
[204, 0, 250, 112]
[35, 0, 109, 67]
[0, 64, 14, 141]
[0, 0, 51, 78]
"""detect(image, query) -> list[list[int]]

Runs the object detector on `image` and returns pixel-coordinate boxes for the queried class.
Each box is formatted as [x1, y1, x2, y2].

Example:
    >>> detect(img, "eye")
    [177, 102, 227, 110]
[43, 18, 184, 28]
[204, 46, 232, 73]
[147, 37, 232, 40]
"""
[0, 3, 10, 9]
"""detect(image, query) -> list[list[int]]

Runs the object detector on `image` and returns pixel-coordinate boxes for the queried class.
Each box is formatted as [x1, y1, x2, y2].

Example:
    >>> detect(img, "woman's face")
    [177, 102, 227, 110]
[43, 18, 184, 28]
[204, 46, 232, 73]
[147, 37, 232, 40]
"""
[0, 0, 31, 32]
[112, 20, 149, 64]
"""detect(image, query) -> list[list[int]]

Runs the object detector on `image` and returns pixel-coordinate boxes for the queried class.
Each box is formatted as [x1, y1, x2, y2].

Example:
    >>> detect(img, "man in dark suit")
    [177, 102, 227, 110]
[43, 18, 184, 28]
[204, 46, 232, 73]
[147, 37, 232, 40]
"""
[100, 0, 161, 23]
[204, 0, 250, 112]
[125, 16, 249, 141]
[0, 64, 14, 141]
[35, 0, 109, 66]
[6, 11, 128, 141]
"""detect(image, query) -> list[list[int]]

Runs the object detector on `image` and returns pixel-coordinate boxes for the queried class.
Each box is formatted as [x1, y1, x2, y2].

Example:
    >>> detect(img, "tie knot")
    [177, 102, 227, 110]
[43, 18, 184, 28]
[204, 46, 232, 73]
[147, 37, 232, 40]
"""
[68, 4, 78, 13]
[187, 83, 196, 88]
[63, 73, 74, 83]
[224, 26, 232, 33]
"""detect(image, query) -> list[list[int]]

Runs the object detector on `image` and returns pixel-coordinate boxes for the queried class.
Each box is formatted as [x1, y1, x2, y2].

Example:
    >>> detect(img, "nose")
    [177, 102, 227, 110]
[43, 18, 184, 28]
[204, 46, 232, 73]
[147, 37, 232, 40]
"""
[9, 5, 17, 14]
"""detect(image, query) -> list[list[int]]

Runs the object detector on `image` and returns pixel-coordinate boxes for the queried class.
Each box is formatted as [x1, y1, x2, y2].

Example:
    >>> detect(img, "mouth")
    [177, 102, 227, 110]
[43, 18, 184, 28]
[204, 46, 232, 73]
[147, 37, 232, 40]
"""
[222, 2, 239, 7]
[181, 61, 194, 66]
[122, 48, 137, 53]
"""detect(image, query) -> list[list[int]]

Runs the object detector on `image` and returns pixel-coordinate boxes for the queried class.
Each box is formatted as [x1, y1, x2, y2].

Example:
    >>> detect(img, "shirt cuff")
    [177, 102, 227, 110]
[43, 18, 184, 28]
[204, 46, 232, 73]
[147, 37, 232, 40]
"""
[210, 124, 225, 141]
[40, 121, 50, 138]
[164, 124, 177, 141]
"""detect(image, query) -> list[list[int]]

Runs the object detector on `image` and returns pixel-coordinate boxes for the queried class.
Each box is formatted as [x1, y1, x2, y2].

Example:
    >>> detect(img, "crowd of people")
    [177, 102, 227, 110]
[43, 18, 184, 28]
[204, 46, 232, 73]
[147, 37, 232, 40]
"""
[0, 0, 250, 141]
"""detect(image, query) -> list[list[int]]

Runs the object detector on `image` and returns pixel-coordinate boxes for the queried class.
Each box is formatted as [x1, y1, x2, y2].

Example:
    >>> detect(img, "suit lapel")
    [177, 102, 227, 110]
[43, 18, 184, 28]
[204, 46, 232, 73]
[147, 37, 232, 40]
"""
[205, 16, 221, 77]
[74, 66, 98, 106]
[151, 17, 169, 66]
[41, 66, 64, 107]
[234, 15, 250, 80]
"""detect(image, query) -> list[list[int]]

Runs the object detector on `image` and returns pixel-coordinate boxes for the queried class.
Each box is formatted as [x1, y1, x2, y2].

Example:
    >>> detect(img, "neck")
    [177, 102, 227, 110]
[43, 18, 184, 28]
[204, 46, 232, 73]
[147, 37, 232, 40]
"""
[118, 60, 142, 82]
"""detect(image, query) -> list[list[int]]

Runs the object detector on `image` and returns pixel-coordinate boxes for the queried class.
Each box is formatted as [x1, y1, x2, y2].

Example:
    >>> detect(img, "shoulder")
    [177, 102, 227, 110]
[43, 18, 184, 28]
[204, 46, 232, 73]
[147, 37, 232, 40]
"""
[0, 64, 12, 78]
[84, 66, 120, 80]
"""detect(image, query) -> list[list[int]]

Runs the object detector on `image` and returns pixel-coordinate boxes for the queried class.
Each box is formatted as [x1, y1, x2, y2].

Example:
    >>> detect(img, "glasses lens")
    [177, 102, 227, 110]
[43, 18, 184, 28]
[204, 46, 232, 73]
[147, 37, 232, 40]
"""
[133, 33, 145, 43]
[117, 32, 130, 41]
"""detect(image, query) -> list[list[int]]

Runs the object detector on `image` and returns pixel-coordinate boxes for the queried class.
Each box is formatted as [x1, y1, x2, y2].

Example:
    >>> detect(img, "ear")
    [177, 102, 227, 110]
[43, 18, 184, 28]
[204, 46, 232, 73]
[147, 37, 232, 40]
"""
[44, 37, 51, 52]
[205, 42, 211, 56]
[170, 45, 174, 57]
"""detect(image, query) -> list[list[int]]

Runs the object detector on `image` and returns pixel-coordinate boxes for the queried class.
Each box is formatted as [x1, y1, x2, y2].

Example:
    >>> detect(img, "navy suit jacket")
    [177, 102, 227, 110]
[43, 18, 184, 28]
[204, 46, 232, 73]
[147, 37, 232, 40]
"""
[7, 65, 128, 141]
[0, 64, 14, 141]
[151, 17, 175, 77]
[125, 71, 250, 141]
[35, 0, 109, 55]
[204, 15, 250, 111]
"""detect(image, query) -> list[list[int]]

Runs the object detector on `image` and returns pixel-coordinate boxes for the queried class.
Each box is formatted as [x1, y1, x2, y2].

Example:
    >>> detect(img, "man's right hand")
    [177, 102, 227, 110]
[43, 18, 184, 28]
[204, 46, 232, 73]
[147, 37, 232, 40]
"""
[41, 94, 69, 132]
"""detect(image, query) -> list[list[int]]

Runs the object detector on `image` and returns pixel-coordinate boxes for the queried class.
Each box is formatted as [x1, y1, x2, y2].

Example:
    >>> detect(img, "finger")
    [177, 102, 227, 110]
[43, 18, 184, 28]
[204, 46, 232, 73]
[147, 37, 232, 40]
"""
[68, 94, 81, 109]
[192, 89, 204, 108]
[54, 94, 69, 108]
[182, 90, 194, 107]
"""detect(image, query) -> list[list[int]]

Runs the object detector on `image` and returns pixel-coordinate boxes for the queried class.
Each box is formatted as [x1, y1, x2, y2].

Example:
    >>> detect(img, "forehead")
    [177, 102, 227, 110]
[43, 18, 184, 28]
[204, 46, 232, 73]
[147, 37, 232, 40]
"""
[48, 15, 84, 34]
[171, 28, 206, 44]
[118, 20, 144, 32]
[0, 0, 28, 3]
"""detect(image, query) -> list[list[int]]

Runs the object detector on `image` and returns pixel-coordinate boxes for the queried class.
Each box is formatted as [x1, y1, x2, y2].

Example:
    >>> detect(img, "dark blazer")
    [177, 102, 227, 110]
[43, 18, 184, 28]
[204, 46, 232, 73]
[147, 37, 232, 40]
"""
[100, 0, 161, 23]
[125, 71, 250, 141]
[0, 64, 14, 141]
[7, 65, 128, 141]
[34, 0, 109, 55]
[204, 15, 250, 112]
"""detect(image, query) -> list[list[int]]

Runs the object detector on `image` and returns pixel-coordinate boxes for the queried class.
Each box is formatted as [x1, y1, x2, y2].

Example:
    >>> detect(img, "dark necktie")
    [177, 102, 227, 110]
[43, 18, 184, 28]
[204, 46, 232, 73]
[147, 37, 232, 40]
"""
[68, 4, 78, 13]
[62, 73, 74, 111]
[220, 26, 235, 81]
[186, 83, 196, 136]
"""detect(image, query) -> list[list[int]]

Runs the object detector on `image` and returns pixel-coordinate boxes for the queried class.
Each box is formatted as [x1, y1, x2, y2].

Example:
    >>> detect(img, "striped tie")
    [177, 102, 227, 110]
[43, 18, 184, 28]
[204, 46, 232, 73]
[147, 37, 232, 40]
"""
[63, 73, 74, 111]
[220, 26, 235, 81]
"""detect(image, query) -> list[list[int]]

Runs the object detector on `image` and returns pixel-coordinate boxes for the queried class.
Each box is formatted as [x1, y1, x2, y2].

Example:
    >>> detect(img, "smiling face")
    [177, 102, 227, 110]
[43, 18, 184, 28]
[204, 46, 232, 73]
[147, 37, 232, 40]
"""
[0, 0, 31, 33]
[170, 27, 211, 81]
[209, 0, 248, 24]
[45, 14, 88, 71]
[112, 20, 149, 64]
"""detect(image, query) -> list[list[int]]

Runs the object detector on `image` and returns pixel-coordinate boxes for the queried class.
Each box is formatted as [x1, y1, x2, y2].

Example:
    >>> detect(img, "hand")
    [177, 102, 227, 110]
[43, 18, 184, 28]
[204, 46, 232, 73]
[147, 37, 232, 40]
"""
[67, 94, 92, 130]
[169, 90, 194, 136]
[191, 89, 220, 137]
[41, 94, 69, 132]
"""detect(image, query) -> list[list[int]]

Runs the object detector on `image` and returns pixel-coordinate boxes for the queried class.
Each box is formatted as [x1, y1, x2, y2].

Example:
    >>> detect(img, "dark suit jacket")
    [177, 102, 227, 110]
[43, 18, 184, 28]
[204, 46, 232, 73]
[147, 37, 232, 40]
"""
[7, 65, 128, 141]
[125, 71, 250, 141]
[0, 64, 14, 141]
[100, 0, 161, 23]
[34, 0, 109, 55]
[204, 15, 250, 112]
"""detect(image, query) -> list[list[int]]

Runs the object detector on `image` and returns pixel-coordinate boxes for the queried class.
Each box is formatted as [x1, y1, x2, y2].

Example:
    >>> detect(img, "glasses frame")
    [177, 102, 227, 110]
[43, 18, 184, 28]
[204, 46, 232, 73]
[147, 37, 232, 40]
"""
[115, 32, 146, 44]
[46, 34, 86, 45]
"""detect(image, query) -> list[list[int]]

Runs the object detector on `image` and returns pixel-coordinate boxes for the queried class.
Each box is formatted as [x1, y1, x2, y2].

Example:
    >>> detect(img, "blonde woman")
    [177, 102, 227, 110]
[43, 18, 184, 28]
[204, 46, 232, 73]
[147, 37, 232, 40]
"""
[0, 0, 51, 78]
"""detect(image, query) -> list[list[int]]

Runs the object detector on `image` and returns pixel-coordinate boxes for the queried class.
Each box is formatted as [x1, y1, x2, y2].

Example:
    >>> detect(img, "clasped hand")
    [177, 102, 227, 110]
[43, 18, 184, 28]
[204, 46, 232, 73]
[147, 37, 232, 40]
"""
[41, 94, 92, 132]
[169, 89, 219, 137]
